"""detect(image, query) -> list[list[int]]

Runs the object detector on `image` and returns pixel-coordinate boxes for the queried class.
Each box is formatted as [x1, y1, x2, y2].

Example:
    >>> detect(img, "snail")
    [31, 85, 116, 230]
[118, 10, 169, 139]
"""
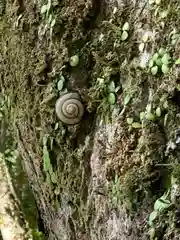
[55, 92, 84, 125]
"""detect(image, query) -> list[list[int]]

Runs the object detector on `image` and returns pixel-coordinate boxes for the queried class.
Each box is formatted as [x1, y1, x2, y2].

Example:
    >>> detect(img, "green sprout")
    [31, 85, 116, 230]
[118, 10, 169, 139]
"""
[148, 48, 171, 75]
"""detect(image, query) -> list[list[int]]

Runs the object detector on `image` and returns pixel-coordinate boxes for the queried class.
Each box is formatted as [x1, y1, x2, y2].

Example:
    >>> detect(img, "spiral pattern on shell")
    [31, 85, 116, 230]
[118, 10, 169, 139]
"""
[55, 92, 84, 125]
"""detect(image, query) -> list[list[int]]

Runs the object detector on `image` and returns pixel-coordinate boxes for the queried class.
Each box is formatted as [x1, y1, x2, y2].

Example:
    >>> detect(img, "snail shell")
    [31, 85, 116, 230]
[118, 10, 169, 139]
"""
[55, 92, 84, 125]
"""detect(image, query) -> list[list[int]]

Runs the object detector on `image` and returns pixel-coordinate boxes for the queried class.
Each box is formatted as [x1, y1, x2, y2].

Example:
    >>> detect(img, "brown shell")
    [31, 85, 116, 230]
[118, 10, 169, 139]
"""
[55, 92, 84, 125]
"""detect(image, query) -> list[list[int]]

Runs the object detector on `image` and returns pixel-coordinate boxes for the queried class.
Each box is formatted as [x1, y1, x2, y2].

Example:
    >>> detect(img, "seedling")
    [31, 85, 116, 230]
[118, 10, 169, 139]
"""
[148, 48, 171, 75]
[121, 22, 130, 41]
[40, 0, 56, 38]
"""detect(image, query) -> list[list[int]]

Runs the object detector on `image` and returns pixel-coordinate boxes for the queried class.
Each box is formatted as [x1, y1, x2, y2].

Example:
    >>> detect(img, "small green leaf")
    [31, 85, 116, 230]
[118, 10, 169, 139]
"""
[142, 33, 149, 42]
[127, 117, 134, 125]
[146, 112, 155, 121]
[172, 39, 178, 45]
[132, 122, 142, 129]
[51, 172, 58, 184]
[122, 22, 130, 31]
[161, 64, 169, 74]
[47, 0, 51, 12]
[123, 94, 131, 105]
[108, 81, 116, 92]
[57, 80, 64, 91]
[149, 59, 154, 68]
[149, 211, 158, 226]
[108, 93, 116, 105]
[43, 135, 51, 172]
[152, 53, 159, 61]
[51, 19, 56, 28]
[41, 5, 47, 14]
[161, 53, 170, 65]
[54, 122, 59, 130]
[154, 198, 171, 212]
[149, 0, 155, 4]
[140, 112, 145, 121]
[160, 10, 168, 18]
[164, 113, 169, 126]
[43, 147, 51, 172]
[151, 66, 158, 75]
[69, 55, 79, 67]
[156, 107, 161, 117]
[139, 43, 145, 52]
[114, 174, 118, 184]
[155, 58, 162, 66]
[48, 163, 53, 175]
[115, 86, 121, 93]
[46, 172, 51, 185]
[48, 14, 52, 24]
[172, 33, 180, 40]
[158, 48, 166, 56]
[149, 228, 156, 239]
[121, 31, 128, 41]
[146, 103, 152, 113]
[155, 0, 161, 4]
[175, 58, 180, 65]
